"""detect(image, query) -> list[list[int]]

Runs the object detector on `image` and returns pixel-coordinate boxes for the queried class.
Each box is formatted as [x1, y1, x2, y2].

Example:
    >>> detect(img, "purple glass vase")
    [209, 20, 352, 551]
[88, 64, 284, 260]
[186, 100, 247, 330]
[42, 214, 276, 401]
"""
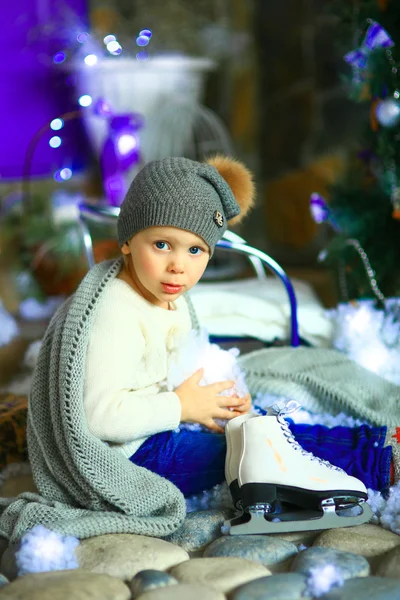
[100, 113, 144, 207]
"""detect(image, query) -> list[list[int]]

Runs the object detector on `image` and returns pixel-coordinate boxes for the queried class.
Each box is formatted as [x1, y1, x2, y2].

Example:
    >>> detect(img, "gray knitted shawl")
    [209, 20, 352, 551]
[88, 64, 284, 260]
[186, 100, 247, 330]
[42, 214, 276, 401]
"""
[0, 259, 199, 544]
[238, 346, 400, 427]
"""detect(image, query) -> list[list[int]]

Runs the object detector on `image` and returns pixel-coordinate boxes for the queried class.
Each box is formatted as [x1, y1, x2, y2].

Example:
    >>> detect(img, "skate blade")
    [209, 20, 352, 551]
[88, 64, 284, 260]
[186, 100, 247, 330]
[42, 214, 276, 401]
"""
[225, 501, 373, 535]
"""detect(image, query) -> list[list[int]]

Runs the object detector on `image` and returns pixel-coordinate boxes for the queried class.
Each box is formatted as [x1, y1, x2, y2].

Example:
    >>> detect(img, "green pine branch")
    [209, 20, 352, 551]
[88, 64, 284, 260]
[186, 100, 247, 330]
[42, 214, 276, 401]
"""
[323, 0, 400, 299]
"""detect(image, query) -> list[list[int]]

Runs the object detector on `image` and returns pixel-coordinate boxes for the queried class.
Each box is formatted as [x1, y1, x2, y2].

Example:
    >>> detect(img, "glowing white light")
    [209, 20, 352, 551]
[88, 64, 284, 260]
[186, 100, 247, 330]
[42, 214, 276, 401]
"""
[117, 134, 137, 155]
[78, 95, 92, 107]
[49, 136, 62, 148]
[84, 54, 98, 66]
[107, 41, 122, 55]
[103, 34, 116, 45]
[60, 168, 72, 180]
[50, 118, 64, 131]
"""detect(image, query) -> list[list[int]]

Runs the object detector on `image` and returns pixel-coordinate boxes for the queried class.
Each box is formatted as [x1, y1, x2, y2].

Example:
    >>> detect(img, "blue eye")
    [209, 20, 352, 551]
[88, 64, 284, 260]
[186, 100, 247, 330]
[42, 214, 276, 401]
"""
[155, 241, 168, 250]
[189, 246, 202, 255]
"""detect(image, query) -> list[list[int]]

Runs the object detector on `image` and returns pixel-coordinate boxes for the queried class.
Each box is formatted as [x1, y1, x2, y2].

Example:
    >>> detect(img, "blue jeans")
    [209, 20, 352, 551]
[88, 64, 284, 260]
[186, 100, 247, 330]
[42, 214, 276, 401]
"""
[130, 421, 391, 497]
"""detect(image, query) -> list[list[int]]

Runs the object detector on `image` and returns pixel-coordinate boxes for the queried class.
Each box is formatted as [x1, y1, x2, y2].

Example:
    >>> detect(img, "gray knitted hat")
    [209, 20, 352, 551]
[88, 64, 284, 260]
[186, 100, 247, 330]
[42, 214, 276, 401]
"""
[117, 156, 254, 254]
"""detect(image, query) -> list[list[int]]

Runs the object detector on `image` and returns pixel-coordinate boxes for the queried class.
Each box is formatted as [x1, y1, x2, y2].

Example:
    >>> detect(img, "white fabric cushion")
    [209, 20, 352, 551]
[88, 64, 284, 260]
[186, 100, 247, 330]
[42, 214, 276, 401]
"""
[189, 277, 334, 347]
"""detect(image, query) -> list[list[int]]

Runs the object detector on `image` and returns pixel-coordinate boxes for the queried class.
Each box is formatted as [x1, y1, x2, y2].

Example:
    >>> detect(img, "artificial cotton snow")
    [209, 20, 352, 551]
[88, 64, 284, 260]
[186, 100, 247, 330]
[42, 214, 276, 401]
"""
[15, 525, 79, 575]
[167, 328, 248, 398]
[165, 328, 251, 432]
[186, 481, 233, 513]
[327, 300, 400, 386]
[305, 564, 344, 597]
[369, 481, 400, 535]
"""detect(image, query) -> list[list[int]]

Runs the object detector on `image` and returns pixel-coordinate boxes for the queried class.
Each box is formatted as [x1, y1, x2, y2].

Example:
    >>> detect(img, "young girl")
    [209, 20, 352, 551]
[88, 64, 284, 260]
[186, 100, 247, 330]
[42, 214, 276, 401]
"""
[0, 156, 396, 543]
[84, 155, 392, 501]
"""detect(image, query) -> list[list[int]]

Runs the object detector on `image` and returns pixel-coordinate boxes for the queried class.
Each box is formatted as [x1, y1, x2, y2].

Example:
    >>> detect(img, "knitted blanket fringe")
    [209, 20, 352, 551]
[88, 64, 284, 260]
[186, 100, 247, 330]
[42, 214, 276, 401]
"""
[238, 346, 400, 427]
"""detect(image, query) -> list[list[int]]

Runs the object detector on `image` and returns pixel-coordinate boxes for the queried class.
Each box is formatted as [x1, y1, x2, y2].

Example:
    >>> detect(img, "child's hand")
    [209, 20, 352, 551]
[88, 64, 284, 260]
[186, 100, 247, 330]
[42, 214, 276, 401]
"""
[175, 368, 245, 434]
[231, 393, 252, 414]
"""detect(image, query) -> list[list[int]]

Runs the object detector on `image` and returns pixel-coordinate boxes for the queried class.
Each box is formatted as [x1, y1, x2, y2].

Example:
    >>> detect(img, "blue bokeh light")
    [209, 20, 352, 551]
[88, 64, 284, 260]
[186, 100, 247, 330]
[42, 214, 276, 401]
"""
[53, 52, 66, 64]
[107, 40, 122, 55]
[78, 95, 93, 107]
[49, 136, 62, 148]
[54, 168, 72, 182]
[136, 35, 150, 47]
[139, 29, 152, 39]
[50, 119, 64, 131]
[77, 32, 90, 43]
[104, 34, 116, 45]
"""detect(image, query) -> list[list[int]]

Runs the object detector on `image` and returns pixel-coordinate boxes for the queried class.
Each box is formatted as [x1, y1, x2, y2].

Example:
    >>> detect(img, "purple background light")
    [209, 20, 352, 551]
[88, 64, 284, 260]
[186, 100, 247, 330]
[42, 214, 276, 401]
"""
[309, 193, 330, 223]
[0, 0, 90, 180]
[101, 114, 144, 206]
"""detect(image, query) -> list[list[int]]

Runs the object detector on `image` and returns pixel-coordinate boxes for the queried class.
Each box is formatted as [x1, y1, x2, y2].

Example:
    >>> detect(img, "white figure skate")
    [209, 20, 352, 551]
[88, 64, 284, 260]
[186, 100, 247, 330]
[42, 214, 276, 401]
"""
[225, 412, 257, 510]
[225, 402, 372, 535]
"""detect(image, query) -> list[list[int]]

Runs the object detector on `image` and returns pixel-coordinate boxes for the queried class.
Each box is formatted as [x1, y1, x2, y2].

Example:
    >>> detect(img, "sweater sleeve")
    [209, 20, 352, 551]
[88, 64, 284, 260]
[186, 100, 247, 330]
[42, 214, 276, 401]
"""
[83, 295, 182, 444]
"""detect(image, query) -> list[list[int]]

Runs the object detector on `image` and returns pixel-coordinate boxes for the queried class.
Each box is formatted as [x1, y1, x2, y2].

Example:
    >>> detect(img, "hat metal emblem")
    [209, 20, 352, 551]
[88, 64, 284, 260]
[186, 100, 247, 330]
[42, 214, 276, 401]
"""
[213, 210, 224, 227]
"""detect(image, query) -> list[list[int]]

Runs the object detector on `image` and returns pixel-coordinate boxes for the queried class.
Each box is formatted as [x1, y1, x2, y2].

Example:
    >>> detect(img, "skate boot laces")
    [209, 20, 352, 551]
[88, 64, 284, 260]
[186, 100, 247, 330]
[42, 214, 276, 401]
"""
[277, 401, 345, 473]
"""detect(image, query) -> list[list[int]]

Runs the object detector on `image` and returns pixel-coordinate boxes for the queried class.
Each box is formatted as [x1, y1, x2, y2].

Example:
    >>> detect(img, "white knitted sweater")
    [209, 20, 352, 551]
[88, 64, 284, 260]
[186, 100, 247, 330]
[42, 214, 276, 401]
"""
[84, 278, 192, 458]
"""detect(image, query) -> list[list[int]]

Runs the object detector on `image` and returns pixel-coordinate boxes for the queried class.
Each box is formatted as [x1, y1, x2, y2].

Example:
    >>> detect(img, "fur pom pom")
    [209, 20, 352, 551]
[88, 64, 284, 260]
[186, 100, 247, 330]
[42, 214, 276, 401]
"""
[206, 155, 256, 225]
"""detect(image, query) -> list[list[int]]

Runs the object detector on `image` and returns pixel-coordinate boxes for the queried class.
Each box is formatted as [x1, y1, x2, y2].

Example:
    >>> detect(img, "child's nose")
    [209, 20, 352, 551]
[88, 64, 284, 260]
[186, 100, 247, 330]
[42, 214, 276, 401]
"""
[168, 258, 184, 273]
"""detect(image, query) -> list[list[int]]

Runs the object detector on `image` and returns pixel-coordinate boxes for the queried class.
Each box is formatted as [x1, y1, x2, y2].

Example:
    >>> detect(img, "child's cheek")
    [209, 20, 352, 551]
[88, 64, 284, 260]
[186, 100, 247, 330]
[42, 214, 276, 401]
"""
[139, 253, 159, 278]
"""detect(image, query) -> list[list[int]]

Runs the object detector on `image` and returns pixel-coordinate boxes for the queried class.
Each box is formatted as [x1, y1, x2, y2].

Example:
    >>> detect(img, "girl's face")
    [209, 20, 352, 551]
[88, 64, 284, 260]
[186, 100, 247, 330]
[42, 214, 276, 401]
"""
[121, 226, 210, 309]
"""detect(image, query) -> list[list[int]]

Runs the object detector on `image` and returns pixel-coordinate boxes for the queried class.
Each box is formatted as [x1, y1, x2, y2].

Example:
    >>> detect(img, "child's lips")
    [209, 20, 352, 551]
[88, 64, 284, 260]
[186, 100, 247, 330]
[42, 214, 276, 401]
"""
[161, 283, 183, 294]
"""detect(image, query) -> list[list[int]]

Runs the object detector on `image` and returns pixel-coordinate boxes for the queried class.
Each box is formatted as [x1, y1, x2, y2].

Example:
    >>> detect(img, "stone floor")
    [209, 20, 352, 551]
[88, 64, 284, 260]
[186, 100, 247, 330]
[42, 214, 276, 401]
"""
[1, 471, 400, 599]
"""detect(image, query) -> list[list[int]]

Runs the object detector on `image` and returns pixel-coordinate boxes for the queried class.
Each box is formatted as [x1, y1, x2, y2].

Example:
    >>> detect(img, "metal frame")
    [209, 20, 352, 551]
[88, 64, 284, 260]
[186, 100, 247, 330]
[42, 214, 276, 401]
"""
[78, 203, 300, 346]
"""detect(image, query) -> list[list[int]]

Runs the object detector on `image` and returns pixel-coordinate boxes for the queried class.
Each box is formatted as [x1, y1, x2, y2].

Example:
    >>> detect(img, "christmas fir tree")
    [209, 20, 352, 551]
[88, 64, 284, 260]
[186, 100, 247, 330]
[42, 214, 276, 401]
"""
[313, 0, 400, 302]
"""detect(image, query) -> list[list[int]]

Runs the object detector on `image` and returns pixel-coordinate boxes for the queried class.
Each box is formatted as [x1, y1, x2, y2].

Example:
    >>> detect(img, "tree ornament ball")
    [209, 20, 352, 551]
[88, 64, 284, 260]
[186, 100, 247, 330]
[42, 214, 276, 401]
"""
[375, 97, 400, 128]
